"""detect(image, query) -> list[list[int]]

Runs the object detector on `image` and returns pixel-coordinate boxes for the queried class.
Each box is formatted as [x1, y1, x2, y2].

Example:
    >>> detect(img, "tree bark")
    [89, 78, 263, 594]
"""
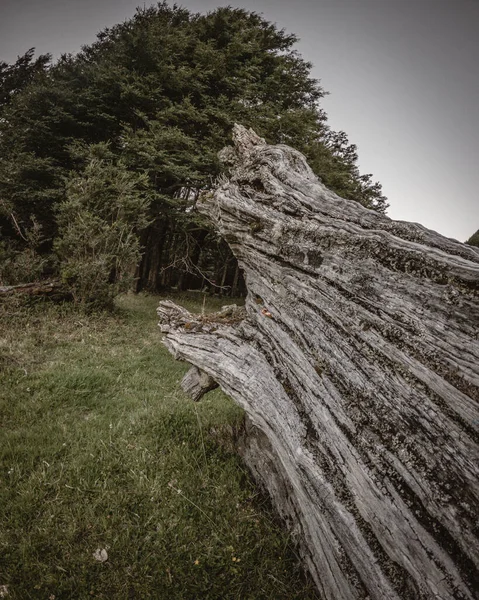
[157, 125, 479, 600]
[181, 366, 219, 401]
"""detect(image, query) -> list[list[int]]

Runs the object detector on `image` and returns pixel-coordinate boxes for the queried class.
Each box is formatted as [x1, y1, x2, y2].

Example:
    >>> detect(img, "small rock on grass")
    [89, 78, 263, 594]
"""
[93, 548, 108, 563]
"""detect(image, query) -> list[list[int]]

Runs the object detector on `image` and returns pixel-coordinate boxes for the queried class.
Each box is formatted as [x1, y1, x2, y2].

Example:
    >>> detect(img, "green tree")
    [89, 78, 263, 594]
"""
[0, 2, 388, 295]
[306, 128, 388, 211]
[466, 229, 479, 247]
[0, 215, 48, 285]
[55, 143, 150, 306]
[0, 48, 50, 114]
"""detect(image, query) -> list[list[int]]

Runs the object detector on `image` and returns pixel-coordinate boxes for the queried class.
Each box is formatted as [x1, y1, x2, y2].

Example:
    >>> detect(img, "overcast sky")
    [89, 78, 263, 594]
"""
[1, 0, 477, 241]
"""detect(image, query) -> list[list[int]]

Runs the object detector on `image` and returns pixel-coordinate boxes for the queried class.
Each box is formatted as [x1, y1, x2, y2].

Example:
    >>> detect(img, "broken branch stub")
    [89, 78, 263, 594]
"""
[158, 125, 479, 600]
[181, 366, 218, 401]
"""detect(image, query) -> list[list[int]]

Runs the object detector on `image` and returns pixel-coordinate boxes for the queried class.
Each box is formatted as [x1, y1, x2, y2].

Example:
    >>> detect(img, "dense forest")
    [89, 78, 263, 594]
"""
[0, 1, 419, 306]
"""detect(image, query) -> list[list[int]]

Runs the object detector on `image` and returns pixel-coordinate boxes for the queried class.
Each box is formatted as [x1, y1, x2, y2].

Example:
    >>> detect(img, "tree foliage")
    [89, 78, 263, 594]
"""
[466, 229, 479, 247]
[0, 48, 51, 115]
[0, 2, 388, 297]
[0, 216, 47, 285]
[55, 143, 150, 306]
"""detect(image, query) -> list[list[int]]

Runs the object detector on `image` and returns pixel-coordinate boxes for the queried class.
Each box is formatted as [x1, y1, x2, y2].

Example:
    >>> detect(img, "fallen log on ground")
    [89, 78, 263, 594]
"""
[158, 125, 479, 600]
[0, 280, 70, 300]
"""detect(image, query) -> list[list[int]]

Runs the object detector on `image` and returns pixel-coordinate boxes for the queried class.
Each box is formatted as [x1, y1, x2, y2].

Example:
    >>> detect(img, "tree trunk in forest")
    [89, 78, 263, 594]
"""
[157, 125, 479, 600]
[218, 258, 230, 295]
[136, 218, 168, 292]
[134, 228, 150, 292]
[178, 229, 208, 291]
[230, 262, 240, 297]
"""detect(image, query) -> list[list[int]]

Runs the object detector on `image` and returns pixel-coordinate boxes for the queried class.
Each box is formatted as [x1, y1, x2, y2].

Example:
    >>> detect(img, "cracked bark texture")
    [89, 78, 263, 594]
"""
[157, 125, 479, 600]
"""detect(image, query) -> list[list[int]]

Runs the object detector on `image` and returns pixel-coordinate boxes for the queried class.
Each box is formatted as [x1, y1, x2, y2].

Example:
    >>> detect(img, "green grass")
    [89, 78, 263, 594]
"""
[0, 293, 317, 599]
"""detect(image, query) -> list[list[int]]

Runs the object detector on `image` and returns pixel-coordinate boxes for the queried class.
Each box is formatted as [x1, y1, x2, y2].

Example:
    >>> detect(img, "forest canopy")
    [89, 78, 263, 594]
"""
[0, 2, 389, 305]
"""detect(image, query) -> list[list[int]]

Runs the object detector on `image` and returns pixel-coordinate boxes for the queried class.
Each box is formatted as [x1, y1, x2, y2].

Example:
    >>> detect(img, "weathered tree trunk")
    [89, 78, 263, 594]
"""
[180, 365, 219, 401]
[158, 125, 479, 600]
[0, 280, 70, 300]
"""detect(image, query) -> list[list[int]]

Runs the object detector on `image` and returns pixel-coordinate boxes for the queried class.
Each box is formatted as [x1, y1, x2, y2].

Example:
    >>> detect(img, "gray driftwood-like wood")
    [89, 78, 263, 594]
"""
[181, 366, 219, 401]
[157, 125, 479, 600]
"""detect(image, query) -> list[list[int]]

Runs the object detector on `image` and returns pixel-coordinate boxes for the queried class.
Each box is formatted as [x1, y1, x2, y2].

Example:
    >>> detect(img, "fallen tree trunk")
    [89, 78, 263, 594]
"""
[0, 280, 71, 300]
[158, 125, 479, 600]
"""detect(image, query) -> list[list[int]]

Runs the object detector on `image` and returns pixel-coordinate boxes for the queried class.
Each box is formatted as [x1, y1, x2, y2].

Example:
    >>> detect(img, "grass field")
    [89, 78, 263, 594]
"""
[0, 293, 317, 599]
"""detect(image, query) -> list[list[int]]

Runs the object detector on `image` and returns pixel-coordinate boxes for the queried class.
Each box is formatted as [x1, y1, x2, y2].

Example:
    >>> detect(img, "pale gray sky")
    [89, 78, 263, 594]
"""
[1, 0, 477, 241]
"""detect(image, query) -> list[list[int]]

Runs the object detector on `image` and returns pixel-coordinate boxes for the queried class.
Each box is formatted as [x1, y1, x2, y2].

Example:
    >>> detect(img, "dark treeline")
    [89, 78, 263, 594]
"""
[467, 230, 479, 247]
[0, 2, 391, 305]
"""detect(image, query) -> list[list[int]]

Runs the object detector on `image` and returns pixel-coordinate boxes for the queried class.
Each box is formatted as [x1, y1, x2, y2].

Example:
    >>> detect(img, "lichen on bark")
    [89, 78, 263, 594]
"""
[158, 125, 479, 600]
